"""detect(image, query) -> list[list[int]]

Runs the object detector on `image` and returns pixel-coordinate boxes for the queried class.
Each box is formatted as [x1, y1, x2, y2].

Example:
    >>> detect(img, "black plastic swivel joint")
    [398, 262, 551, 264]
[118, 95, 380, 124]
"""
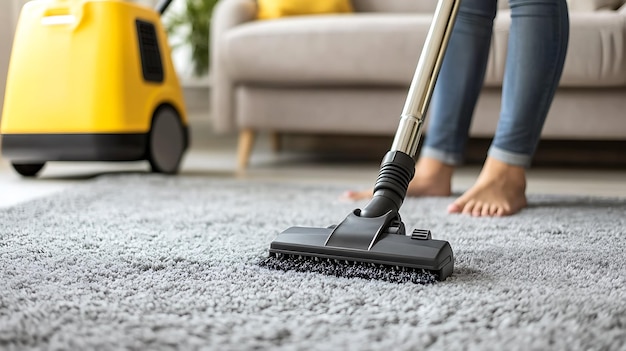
[360, 151, 416, 218]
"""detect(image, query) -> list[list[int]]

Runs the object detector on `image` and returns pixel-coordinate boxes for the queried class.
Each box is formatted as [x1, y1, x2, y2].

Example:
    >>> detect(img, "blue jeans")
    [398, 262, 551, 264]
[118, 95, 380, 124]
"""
[421, 0, 569, 167]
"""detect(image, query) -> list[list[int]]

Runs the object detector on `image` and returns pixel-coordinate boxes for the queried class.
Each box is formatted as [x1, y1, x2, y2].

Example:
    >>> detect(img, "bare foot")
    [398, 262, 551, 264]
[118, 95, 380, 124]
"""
[341, 157, 453, 200]
[447, 157, 527, 217]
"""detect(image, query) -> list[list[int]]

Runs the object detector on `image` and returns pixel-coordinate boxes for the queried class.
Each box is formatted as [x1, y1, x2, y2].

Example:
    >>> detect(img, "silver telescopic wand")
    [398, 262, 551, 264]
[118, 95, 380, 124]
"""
[391, 0, 461, 158]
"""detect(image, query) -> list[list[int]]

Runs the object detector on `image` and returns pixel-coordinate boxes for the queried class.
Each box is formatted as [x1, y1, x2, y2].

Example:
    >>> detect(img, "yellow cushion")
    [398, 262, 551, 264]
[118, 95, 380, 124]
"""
[257, 0, 353, 20]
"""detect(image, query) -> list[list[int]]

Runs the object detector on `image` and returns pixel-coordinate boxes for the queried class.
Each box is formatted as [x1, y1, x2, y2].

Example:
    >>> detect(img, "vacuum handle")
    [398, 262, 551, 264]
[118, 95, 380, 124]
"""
[391, 0, 461, 158]
[156, 0, 174, 15]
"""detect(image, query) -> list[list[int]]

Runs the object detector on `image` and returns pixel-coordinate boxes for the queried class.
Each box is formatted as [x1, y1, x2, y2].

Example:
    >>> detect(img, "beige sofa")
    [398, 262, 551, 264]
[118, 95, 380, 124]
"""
[210, 0, 626, 169]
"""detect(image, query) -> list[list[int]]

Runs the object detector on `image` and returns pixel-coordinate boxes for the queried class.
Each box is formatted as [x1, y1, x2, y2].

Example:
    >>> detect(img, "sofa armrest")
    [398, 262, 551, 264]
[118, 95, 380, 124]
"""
[210, 0, 257, 133]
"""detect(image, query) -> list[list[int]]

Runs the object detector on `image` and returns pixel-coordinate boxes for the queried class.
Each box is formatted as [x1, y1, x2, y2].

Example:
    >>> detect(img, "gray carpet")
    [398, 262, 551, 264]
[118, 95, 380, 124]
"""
[1, 175, 625, 351]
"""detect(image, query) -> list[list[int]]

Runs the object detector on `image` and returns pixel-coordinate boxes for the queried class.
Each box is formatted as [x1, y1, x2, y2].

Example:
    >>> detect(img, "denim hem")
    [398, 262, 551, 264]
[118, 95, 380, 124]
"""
[421, 146, 464, 166]
[488, 146, 532, 168]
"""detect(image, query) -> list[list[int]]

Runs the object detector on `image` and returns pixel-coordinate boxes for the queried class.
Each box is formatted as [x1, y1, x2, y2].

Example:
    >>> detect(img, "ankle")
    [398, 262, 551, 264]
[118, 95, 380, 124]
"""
[403, 156, 454, 197]
[478, 157, 526, 188]
[416, 156, 455, 179]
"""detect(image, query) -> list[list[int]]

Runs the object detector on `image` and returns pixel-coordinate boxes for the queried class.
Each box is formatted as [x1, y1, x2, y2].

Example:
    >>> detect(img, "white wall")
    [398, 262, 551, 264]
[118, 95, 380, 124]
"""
[133, 0, 160, 8]
[0, 1, 16, 115]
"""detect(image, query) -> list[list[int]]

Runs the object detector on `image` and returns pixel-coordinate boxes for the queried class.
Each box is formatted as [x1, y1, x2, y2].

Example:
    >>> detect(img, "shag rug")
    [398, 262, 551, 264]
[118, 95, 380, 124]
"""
[1, 175, 625, 351]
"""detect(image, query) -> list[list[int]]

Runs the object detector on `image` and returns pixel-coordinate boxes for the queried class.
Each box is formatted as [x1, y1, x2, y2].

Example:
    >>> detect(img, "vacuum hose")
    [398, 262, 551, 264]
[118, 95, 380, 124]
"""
[156, 0, 174, 15]
[360, 151, 415, 218]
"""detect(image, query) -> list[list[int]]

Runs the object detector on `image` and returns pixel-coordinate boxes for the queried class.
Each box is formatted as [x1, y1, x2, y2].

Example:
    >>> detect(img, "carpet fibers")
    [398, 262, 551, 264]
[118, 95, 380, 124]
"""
[1, 175, 625, 350]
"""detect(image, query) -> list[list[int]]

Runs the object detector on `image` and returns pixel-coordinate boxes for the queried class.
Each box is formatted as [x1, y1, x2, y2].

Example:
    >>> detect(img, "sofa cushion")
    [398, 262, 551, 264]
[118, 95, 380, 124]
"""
[349, 0, 623, 13]
[561, 11, 626, 86]
[223, 14, 433, 87]
[351, 0, 509, 13]
[222, 12, 626, 88]
[492, 10, 626, 87]
[568, 0, 625, 11]
[351, 0, 436, 13]
[257, 0, 353, 20]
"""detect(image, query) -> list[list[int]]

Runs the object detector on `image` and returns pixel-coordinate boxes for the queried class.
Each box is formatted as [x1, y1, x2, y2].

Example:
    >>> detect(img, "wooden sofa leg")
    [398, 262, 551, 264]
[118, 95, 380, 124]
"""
[237, 129, 256, 171]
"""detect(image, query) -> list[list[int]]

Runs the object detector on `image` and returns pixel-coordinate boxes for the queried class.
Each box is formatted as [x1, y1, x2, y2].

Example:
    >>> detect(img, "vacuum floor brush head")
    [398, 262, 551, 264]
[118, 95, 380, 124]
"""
[261, 210, 454, 284]
[259, 253, 437, 284]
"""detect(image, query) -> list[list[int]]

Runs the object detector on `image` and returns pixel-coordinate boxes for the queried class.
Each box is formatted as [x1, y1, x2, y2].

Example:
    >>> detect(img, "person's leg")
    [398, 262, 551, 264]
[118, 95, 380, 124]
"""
[343, 0, 496, 200]
[420, 0, 497, 167]
[449, 0, 569, 216]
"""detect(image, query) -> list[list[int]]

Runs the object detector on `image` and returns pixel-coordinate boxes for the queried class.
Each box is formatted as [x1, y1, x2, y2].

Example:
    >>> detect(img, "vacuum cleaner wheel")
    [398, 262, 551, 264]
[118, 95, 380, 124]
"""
[148, 106, 185, 174]
[12, 162, 46, 177]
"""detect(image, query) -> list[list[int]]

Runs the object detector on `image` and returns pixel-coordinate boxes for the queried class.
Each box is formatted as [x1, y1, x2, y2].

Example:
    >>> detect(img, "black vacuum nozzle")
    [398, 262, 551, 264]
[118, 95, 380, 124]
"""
[262, 151, 454, 283]
[262, 210, 454, 282]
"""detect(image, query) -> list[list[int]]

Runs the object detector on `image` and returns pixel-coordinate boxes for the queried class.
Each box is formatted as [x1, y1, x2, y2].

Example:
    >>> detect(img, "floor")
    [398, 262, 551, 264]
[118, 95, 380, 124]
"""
[1, 117, 626, 208]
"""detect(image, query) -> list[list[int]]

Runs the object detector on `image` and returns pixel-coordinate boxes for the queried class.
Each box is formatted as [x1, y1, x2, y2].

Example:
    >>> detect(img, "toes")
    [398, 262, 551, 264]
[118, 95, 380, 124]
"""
[469, 201, 509, 217]
[447, 201, 463, 213]
[495, 206, 504, 217]
[448, 197, 471, 214]
[448, 198, 475, 215]
[462, 200, 476, 215]
[449, 193, 523, 217]
[489, 203, 499, 216]
[497, 203, 512, 216]
[340, 190, 371, 201]
[340, 191, 356, 201]
[472, 202, 483, 217]
[481, 203, 491, 217]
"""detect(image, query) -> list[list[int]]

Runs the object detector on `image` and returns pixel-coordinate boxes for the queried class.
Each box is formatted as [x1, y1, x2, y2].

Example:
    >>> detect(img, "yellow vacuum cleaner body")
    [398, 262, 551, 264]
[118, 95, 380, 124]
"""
[0, 0, 188, 176]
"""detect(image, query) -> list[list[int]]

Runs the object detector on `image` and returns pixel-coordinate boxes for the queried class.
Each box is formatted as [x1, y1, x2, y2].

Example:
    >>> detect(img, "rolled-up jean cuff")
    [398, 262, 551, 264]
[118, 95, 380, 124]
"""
[488, 146, 532, 167]
[420, 146, 464, 166]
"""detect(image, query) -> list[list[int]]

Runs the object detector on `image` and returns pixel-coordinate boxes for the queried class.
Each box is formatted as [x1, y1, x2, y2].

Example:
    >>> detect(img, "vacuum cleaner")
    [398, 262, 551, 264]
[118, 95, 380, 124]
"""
[262, 0, 461, 282]
[0, 0, 187, 177]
